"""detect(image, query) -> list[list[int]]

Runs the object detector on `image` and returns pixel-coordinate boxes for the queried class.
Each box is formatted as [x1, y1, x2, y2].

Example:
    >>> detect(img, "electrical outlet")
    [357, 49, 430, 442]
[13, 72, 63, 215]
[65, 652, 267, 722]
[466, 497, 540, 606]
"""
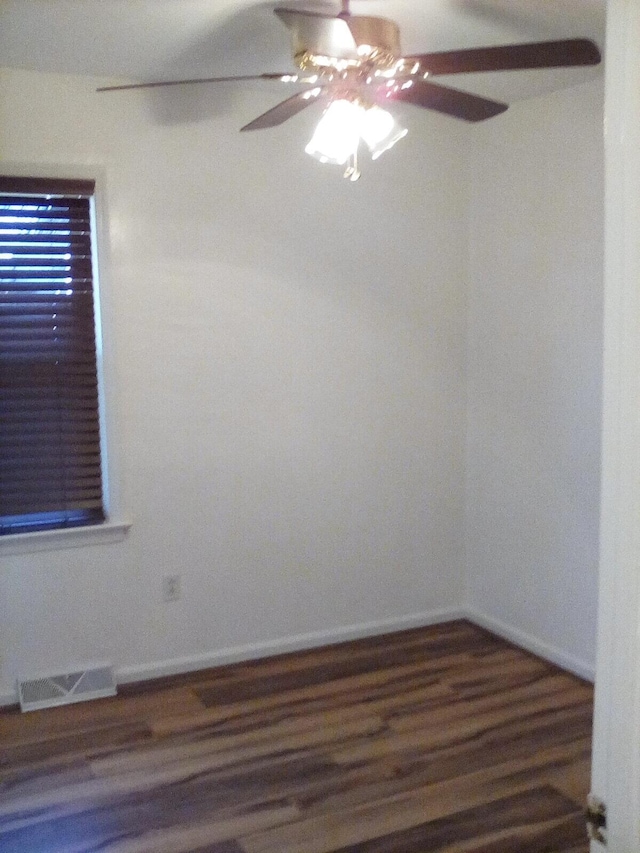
[162, 574, 181, 602]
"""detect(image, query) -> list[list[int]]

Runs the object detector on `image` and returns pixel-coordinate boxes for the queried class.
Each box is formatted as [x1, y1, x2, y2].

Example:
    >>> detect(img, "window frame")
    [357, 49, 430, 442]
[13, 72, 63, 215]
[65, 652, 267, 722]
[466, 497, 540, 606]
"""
[0, 165, 129, 556]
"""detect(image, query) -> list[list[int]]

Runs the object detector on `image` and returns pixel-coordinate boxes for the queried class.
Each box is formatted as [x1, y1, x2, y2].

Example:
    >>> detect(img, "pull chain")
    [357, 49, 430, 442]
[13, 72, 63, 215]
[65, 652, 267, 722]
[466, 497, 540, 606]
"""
[344, 147, 361, 181]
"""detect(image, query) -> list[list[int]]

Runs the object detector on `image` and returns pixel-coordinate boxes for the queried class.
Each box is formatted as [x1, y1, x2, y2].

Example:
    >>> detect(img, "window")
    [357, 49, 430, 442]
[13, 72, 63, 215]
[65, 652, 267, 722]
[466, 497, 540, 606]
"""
[0, 176, 105, 536]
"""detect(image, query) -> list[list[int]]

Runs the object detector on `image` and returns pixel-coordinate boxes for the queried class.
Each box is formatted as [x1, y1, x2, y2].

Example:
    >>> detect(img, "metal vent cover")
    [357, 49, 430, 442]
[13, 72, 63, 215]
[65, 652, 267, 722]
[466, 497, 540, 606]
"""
[18, 664, 116, 712]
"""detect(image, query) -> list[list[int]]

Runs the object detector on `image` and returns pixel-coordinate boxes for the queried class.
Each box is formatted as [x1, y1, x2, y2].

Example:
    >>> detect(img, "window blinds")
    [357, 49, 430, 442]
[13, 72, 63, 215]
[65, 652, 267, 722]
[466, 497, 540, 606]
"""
[0, 176, 105, 534]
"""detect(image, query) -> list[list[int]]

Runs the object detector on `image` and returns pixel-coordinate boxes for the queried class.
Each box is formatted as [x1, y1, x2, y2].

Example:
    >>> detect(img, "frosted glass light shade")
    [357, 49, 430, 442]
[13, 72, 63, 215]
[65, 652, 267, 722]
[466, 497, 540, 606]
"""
[360, 106, 408, 159]
[305, 99, 361, 165]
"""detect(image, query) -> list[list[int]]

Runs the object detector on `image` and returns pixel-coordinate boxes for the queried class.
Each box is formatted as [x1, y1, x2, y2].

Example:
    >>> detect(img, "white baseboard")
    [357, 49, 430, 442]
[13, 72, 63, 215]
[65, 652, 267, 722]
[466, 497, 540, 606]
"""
[0, 604, 593, 707]
[115, 607, 465, 686]
[0, 690, 17, 708]
[465, 607, 595, 682]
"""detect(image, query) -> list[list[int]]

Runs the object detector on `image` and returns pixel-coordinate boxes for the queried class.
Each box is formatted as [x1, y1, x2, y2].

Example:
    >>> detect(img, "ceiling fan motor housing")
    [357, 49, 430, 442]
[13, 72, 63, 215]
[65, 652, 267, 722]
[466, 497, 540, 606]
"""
[344, 16, 401, 57]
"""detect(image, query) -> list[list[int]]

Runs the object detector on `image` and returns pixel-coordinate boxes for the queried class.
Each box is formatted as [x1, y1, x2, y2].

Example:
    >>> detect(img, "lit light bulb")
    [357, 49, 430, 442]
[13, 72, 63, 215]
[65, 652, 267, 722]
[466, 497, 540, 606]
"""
[360, 105, 408, 160]
[305, 99, 362, 166]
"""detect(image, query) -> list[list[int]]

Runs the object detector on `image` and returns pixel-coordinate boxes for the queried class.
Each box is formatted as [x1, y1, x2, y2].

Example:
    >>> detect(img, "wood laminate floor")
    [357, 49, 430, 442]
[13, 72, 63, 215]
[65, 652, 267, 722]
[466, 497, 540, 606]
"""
[0, 620, 593, 853]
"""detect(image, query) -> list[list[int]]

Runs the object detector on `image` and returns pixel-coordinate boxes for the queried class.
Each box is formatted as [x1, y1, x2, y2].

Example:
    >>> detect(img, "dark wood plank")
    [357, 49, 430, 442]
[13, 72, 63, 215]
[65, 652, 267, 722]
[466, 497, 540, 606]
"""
[327, 786, 583, 851]
[0, 720, 153, 770]
[0, 758, 95, 801]
[0, 620, 592, 853]
[463, 813, 588, 852]
[0, 790, 297, 853]
[195, 630, 504, 707]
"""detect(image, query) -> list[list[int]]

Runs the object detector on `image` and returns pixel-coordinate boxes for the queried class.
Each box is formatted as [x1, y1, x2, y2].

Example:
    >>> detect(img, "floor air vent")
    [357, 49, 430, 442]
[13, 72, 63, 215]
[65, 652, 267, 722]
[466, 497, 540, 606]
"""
[18, 664, 116, 712]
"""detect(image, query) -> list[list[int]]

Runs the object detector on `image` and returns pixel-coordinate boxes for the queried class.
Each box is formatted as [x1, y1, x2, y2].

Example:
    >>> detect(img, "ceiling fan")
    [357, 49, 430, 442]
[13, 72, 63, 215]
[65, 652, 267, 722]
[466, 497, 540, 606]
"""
[98, 2, 601, 180]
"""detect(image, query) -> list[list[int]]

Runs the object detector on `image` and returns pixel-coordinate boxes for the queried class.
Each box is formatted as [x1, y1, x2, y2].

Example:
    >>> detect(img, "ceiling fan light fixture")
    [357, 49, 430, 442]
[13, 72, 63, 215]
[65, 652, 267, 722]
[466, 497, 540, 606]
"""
[305, 98, 362, 165]
[305, 100, 408, 174]
[99, 4, 602, 178]
[360, 105, 408, 159]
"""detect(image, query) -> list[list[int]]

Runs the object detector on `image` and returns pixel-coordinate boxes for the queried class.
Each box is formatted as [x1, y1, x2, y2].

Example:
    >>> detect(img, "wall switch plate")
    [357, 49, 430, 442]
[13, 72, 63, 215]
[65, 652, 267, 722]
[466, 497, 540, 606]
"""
[162, 574, 181, 602]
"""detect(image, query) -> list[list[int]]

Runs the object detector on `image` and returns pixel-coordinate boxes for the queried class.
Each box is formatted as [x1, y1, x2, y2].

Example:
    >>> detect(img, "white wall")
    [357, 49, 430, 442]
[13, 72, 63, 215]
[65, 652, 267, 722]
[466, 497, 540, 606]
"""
[0, 68, 469, 700]
[465, 80, 604, 679]
[0, 68, 606, 701]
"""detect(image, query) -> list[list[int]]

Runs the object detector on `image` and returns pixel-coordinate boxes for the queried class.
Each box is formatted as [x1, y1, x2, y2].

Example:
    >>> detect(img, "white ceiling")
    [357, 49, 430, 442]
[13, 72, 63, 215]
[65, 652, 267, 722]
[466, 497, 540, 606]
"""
[0, 0, 606, 102]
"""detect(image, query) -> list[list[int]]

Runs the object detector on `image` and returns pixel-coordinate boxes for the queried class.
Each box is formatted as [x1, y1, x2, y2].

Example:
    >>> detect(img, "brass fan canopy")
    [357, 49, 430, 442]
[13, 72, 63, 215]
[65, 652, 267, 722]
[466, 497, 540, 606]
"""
[344, 16, 401, 56]
[275, 8, 403, 74]
[293, 15, 402, 74]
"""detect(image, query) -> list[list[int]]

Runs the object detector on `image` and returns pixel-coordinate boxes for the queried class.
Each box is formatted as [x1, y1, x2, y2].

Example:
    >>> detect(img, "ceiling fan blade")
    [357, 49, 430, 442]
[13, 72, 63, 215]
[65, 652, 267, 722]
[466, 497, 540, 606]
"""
[97, 73, 298, 93]
[406, 39, 601, 77]
[240, 87, 328, 131]
[378, 79, 507, 122]
[274, 7, 359, 60]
